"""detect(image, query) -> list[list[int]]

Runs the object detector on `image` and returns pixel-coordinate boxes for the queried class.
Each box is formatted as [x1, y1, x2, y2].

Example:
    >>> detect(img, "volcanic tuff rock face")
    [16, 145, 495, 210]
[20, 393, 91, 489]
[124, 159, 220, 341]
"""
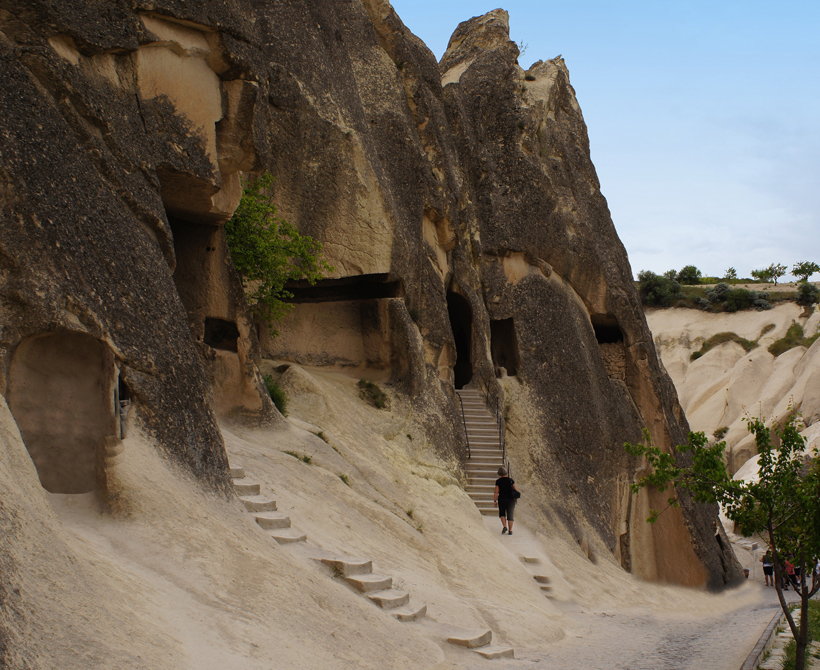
[0, 0, 740, 657]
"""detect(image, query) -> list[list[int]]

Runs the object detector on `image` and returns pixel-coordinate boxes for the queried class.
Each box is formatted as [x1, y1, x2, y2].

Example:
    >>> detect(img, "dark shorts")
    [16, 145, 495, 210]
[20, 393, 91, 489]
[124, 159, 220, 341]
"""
[498, 499, 516, 521]
[763, 566, 773, 576]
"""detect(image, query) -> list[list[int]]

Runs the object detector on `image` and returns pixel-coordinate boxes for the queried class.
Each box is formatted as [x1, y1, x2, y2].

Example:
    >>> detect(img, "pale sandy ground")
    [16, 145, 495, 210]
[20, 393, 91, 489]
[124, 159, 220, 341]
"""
[647, 302, 820, 469]
[1, 363, 792, 668]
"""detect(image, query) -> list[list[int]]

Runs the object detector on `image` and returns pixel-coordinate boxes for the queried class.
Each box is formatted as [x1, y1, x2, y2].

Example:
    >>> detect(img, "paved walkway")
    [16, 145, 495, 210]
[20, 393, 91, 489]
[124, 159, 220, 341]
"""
[476, 518, 799, 670]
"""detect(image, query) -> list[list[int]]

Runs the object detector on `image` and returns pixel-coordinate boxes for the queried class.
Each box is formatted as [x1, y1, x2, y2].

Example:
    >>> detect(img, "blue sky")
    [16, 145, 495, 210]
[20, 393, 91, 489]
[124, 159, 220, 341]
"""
[389, 0, 820, 281]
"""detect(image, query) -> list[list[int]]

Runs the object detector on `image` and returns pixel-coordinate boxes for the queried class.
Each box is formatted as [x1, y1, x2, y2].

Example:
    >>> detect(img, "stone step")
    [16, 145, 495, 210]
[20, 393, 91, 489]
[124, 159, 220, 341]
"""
[229, 465, 245, 479]
[392, 603, 427, 622]
[320, 557, 373, 577]
[447, 629, 492, 649]
[474, 646, 515, 660]
[467, 457, 504, 465]
[520, 555, 540, 564]
[534, 575, 550, 584]
[463, 417, 496, 425]
[267, 528, 307, 544]
[469, 495, 495, 503]
[540, 585, 552, 593]
[345, 574, 392, 593]
[367, 589, 410, 610]
[477, 507, 496, 516]
[240, 495, 277, 512]
[255, 512, 291, 530]
[233, 478, 260, 496]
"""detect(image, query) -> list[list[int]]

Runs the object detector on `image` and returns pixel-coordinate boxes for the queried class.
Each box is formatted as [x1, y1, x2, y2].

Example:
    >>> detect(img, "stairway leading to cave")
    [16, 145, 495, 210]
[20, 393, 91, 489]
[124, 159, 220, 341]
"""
[457, 389, 507, 516]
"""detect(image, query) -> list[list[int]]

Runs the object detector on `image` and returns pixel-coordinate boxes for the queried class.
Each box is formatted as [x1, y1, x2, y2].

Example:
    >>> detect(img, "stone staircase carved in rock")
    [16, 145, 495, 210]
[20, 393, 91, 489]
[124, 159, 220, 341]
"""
[228, 457, 514, 658]
[456, 389, 508, 516]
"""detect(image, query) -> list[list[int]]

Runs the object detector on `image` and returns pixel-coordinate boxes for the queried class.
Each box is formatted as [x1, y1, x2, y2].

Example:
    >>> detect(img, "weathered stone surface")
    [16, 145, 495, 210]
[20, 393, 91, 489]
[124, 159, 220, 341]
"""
[0, 1, 742, 661]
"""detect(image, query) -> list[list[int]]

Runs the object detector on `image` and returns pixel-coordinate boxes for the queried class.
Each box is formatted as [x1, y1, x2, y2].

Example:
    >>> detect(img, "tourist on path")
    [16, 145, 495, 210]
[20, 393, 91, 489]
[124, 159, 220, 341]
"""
[494, 467, 519, 535]
[761, 551, 774, 586]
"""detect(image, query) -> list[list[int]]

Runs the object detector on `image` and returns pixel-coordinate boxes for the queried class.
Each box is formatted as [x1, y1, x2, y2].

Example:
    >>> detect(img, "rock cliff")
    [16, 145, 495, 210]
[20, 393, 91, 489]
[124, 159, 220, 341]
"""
[0, 2, 741, 663]
[648, 301, 820, 471]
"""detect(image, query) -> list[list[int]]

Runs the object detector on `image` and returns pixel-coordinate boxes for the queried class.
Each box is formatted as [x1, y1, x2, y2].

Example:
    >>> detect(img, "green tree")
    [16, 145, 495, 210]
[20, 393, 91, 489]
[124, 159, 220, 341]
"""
[637, 270, 681, 307]
[225, 174, 333, 333]
[793, 261, 820, 283]
[751, 267, 773, 283]
[767, 263, 788, 286]
[723, 267, 737, 282]
[625, 415, 820, 670]
[676, 265, 703, 285]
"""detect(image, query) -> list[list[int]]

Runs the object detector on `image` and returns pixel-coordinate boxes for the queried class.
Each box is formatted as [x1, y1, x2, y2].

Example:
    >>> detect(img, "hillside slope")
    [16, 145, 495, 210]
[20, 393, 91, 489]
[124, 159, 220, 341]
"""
[647, 303, 820, 471]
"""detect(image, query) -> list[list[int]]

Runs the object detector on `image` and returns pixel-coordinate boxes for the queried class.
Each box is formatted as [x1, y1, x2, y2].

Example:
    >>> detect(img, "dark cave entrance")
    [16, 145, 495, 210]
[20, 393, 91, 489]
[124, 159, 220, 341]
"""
[591, 314, 626, 381]
[204, 318, 240, 352]
[7, 331, 117, 493]
[591, 316, 624, 344]
[446, 291, 473, 389]
[490, 318, 520, 377]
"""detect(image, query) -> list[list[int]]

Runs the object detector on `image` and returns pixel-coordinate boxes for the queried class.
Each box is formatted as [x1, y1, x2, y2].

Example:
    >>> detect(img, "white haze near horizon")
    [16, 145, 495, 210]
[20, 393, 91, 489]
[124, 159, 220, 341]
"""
[388, 0, 820, 282]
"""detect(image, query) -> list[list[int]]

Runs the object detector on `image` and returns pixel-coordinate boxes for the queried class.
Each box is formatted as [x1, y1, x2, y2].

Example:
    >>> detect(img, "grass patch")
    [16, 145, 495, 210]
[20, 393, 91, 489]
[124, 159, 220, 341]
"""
[317, 431, 330, 444]
[406, 509, 414, 519]
[263, 375, 288, 416]
[768, 322, 820, 357]
[690, 332, 758, 360]
[358, 380, 390, 409]
[760, 323, 776, 337]
[284, 450, 311, 464]
[782, 600, 820, 670]
[338, 473, 350, 486]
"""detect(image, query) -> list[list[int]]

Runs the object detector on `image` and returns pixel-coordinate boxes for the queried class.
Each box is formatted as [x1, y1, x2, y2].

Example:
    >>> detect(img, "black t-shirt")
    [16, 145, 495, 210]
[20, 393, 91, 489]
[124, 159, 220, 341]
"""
[496, 476, 515, 500]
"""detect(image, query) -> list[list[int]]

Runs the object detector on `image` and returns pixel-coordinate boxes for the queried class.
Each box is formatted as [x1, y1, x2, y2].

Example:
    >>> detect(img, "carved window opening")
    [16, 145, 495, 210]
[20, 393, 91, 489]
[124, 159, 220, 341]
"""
[7, 331, 117, 494]
[490, 318, 520, 377]
[283, 274, 403, 303]
[204, 318, 239, 352]
[446, 291, 473, 389]
[592, 314, 626, 381]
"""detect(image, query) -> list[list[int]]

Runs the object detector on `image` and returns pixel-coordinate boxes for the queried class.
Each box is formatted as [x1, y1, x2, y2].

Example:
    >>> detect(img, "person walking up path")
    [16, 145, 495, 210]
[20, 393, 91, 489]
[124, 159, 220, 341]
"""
[494, 467, 519, 535]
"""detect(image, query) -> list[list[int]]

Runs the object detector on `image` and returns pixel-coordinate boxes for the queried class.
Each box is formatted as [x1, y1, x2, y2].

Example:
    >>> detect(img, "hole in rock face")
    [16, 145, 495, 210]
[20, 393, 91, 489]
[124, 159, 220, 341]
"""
[283, 274, 403, 303]
[490, 318, 520, 376]
[204, 318, 240, 352]
[591, 315, 624, 344]
[446, 291, 473, 389]
[7, 331, 117, 493]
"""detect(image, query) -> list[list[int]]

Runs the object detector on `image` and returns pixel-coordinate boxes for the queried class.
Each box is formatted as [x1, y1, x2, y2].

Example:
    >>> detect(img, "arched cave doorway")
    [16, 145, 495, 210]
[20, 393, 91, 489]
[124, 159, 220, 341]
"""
[7, 331, 117, 493]
[446, 291, 473, 389]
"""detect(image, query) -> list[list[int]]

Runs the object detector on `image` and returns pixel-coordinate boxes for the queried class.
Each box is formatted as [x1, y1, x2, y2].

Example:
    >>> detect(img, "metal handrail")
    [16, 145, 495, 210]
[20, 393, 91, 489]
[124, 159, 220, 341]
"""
[480, 381, 509, 475]
[456, 392, 471, 459]
[496, 397, 509, 475]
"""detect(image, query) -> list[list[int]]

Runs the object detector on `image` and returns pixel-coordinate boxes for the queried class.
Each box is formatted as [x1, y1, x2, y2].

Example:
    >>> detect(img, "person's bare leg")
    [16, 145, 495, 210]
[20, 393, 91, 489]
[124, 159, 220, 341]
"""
[500, 516, 508, 532]
[508, 520, 514, 534]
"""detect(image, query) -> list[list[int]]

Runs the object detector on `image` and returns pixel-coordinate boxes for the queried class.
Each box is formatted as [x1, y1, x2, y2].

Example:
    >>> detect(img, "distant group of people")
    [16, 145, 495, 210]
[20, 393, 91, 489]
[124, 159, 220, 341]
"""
[759, 551, 820, 590]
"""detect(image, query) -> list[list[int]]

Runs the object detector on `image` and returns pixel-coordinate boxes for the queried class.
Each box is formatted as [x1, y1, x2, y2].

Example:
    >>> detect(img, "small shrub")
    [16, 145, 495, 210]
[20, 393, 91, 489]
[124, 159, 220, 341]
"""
[338, 473, 350, 486]
[713, 426, 729, 440]
[693, 296, 710, 310]
[517, 120, 525, 130]
[284, 450, 312, 464]
[796, 283, 819, 307]
[317, 431, 330, 444]
[406, 509, 414, 519]
[358, 380, 390, 410]
[706, 282, 732, 303]
[264, 375, 288, 416]
[524, 74, 536, 81]
[724, 288, 754, 312]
